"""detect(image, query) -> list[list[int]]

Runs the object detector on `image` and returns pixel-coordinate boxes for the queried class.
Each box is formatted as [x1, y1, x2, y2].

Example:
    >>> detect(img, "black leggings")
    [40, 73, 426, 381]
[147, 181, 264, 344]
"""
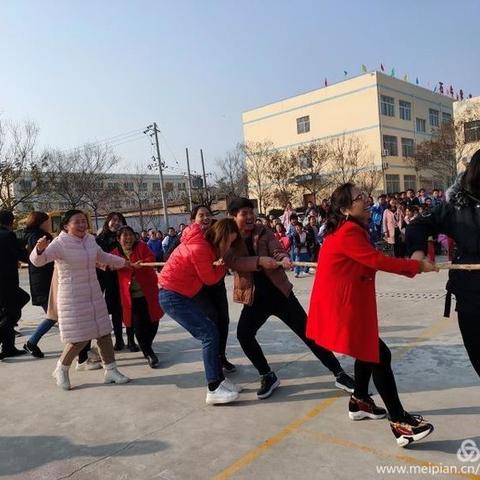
[457, 311, 480, 377]
[237, 291, 343, 377]
[354, 339, 404, 421]
[132, 297, 159, 357]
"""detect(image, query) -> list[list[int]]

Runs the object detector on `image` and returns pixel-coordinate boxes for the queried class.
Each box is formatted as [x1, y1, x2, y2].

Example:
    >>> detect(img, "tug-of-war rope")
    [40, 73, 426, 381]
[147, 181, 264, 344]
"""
[139, 261, 480, 270]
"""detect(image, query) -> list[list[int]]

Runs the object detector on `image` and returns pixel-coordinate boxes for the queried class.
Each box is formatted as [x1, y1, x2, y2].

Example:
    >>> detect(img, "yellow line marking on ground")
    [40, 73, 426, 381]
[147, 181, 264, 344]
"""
[212, 315, 455, 479]
[299, 429, 480, 480]
[212, 396, 341, 480]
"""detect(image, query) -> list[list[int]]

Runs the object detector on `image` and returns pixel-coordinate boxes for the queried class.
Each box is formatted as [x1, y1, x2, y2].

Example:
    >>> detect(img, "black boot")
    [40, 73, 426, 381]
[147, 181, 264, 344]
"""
[126, 327, 140, 352]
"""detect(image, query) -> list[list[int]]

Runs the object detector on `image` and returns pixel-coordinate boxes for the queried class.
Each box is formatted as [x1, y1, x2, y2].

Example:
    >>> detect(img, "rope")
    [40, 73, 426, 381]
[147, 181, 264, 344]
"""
[139, 261, 480, 270]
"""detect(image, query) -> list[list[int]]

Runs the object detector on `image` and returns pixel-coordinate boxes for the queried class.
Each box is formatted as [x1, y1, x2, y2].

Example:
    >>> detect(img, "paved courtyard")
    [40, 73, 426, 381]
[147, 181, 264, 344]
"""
[1, 268, 479, 480]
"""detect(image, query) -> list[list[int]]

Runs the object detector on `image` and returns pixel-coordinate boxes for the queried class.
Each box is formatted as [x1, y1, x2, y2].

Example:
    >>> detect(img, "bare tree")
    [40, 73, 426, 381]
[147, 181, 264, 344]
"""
[215, 144, 248, 197]
[326, 134, 370, 186]
[264, 149, 297, 206]
[0, 120, 49, 211]
[47, 144, 120, 227]
[356, 165, 383, 196]
[241, 140, 274, 214]
[291, 140, 331, 201]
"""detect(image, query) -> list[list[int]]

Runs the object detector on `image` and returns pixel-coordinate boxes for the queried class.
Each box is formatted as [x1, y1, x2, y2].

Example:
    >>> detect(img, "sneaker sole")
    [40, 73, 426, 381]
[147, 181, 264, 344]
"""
[206, 392, 240, 405]
[104, 378, 130, 384]
[257, 379, 281, 399]
[396, 426, 434, 447]
[349, 410, 387, 421]
[335, 380, 354, 393]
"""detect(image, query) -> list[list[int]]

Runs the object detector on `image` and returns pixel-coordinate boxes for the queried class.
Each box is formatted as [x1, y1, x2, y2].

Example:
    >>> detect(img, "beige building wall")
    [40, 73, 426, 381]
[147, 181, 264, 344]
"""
[243, 71, 454, 206]
[454, 96, 480, 166]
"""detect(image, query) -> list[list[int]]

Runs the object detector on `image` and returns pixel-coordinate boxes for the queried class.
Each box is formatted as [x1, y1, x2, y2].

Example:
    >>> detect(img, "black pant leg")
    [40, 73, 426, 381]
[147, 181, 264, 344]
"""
[236, 303, 271, 375]
[458, 311, 480, 377]
[132, 297, 154, 357]
[353, 359, 372, 399]
[78, 341, 91, 364]
[275, 293, 343, 376]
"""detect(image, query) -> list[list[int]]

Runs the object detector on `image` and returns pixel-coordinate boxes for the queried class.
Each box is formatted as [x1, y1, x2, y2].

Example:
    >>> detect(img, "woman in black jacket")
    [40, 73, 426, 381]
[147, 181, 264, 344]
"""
[96, 212, 138, 352]
[23, 212, 55, 358]
[406, 148, 480, 378]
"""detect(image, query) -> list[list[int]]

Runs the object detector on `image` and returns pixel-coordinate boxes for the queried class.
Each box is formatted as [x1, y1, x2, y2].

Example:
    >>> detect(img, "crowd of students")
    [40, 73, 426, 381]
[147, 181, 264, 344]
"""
[1, 149, 480, 449]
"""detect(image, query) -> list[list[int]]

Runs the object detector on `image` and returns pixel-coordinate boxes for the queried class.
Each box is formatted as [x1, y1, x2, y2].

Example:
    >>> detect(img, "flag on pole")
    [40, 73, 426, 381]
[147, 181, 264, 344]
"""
[449, 85, 454, 97]
[460, 89, 464, 100]
[390, 68, 395, 77]
[433, 85, 437, 93]
[439, 82, 444, 94]
[324, 78, 328, 87]
[361, 64, 367, 73]
[380, 63, 385, 72]
[344, 70, 348, 77]
[416, 77, 419, 85]
[403, 73, 408, 81]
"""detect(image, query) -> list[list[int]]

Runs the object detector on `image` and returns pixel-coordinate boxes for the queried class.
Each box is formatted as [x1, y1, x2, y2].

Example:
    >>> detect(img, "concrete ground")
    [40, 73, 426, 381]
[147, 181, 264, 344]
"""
[1, 268, 479, 480]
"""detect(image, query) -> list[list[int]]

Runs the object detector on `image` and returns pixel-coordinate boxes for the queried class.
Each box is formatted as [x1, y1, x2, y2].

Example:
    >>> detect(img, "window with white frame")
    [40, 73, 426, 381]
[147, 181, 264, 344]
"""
[429, 109, 440, 127]
[399, 100, 412, 121]
[404, 174, 417, 191]
[296, 116, 310, 134]
[383, 135, 398, 156]
[381, 95, 395, 117]
[416, 118, 426, 133]
[465, 120, 480, 143]
[401, 138, 415, 157]
[386, 174, 400, 194]
[442, 112, 452, 124]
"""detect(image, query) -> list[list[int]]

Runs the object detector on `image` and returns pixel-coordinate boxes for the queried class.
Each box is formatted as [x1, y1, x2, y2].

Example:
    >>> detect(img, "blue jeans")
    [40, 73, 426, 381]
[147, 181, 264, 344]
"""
[28, 304, 56, 346]
[294, 252, 311, 274]
[159, 289, 222, 384]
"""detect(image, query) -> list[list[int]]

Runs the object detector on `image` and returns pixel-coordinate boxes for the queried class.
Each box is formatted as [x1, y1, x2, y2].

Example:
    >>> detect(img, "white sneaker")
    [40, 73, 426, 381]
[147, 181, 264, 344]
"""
[103, 363, 130, 384]
[87, 347, 101, 363]
[76, 359, 102, 371]
[52, 362, 71, 390]
[222, 378, 243, 393]
[206, 383, 239, 405]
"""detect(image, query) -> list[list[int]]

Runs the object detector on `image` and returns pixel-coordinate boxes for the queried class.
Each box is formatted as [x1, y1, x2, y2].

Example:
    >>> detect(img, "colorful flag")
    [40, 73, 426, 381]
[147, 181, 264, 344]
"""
[361, 64, 367, 73]
[390, 68, 395, 77]
[324, 78, 328, 87]
[416, 77, 419, 85]
[380, 63, 385, 72]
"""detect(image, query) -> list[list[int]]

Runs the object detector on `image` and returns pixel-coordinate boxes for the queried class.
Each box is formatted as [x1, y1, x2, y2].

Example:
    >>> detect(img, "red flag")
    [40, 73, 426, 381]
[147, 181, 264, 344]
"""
[380, 63, 385, 72]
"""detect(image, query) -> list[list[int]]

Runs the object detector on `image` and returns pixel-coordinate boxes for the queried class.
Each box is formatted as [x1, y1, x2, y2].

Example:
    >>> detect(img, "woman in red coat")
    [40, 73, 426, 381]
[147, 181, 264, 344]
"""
[113, 226, 163, 368]
[307, 183, 437, 447]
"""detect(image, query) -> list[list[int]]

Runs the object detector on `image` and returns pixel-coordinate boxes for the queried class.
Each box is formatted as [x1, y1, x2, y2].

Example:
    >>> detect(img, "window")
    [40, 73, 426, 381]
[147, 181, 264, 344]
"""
[429, 109, 439, 127]
[381, 95, 395, 117]
[296, 116, 310, 134]
[401, 138, 415, 157]
[152, 182, 160, 190]
[139, 182, 148, 191]
[383, 135, 398, 156]
[416, 118, 426, 133]
[386, 174, 400, 194]
[465, 120, 480, 143]
[399, 100, 412, 121]
[19, 179, 32, 190]
[442, 112, 452, 124]
[124, 182, 133, 191]
[404, 175, 417, 191]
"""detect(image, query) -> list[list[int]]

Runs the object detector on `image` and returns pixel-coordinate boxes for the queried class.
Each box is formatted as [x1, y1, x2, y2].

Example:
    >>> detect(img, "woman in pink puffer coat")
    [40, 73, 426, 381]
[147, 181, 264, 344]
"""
[30, 209, 130, 390]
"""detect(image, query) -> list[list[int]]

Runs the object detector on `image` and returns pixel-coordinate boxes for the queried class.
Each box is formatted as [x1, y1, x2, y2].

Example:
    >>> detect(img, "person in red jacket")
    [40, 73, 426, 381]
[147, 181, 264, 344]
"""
[307, 183, 437, 447]
[112, 226, 164, 368]
[158, 219, 242, 405]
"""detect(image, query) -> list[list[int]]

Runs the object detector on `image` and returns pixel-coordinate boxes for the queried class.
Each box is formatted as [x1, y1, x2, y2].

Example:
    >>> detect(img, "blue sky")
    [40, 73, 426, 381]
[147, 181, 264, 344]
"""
[1, 0, 478, 177]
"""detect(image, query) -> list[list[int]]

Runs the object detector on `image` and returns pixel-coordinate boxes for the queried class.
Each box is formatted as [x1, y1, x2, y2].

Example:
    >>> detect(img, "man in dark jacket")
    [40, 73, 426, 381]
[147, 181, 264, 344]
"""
[0, 210, 30, 358]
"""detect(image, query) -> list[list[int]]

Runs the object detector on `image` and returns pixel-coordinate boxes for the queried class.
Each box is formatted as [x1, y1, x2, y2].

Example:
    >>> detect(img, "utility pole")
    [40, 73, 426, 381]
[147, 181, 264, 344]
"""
[185, 147, 193, 212]
[200, 148, 209, 202]
[145, 123, 168, 227]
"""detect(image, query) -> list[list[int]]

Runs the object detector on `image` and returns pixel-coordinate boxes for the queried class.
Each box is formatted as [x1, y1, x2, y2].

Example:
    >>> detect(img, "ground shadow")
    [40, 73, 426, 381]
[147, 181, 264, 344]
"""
[407, 436, 480, 455]
[0, 435, 168, 476]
